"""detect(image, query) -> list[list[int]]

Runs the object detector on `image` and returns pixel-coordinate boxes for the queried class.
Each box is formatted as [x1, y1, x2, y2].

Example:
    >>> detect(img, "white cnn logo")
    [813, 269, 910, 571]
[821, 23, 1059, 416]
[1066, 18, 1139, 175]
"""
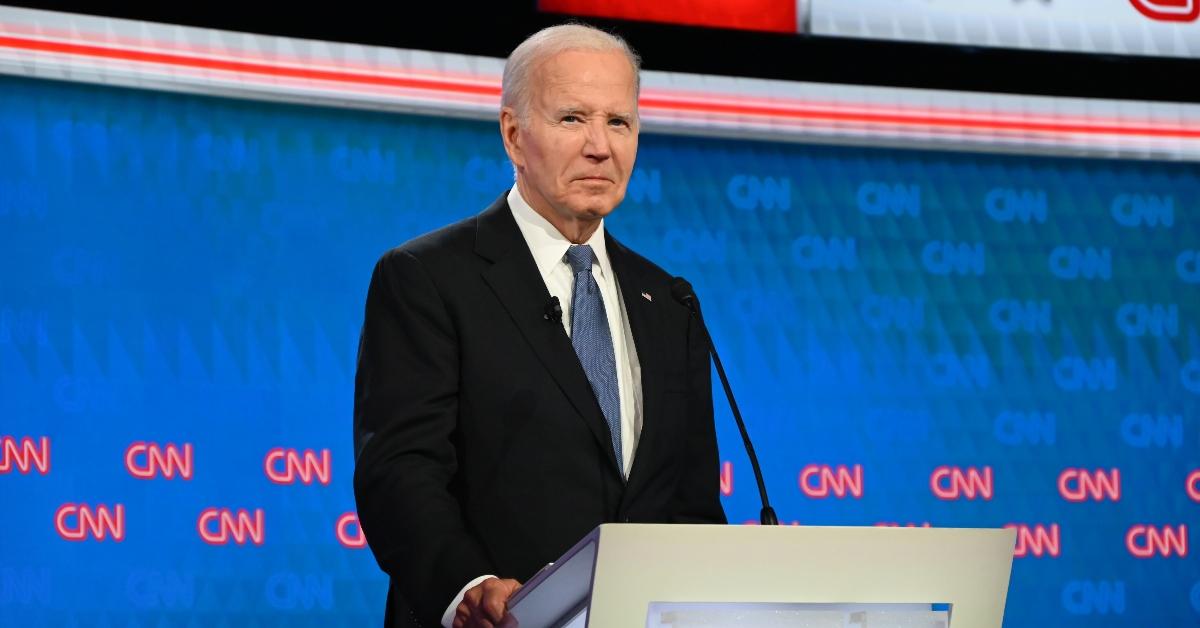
[1129, 0, 1200, 22]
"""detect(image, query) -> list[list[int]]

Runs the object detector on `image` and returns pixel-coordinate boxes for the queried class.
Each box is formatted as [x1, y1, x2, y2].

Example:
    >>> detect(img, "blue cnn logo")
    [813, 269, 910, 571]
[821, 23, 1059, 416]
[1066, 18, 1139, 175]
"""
[0, 567, 51, 607]
[727, 175, 790, 211]
[463, 156, 512, 193]
[265, 572, 333, 611]
[1179, 250, 1200, 283]
[989, 300, 1051, 335]
[927, 352, 990, 389]
[127, 570, 194, 610]
[1049, 246, 1111, 280]
[1062, 580, 1125, 615]
[1111, 193, 1174, 228]
[1120, 414, 1183, 448]
[857, 181, 920, 217]
[994, 412, 1056, 446]
[626, 168, 662, 204]
[1184, 360, 1200, 394]
[1053, 357, 1117, 391]
[1116, 303, 1178, 338]
[662, 229, 727, 264]
[986, 187, 1047, 223]
[922, 241, 985, 276]
[792, 236, 857, 270]
[330, 145, 396, 183]
[860, 295, 925, 331]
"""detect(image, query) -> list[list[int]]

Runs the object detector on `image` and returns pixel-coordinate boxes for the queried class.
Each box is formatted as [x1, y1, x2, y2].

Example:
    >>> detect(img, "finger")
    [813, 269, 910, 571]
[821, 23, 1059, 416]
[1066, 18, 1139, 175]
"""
[483, 585, 512, 623]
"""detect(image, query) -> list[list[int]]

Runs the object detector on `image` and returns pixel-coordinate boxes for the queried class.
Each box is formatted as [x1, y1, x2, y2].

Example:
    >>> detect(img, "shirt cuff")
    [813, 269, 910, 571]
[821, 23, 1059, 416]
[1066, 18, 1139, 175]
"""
[441, 574, 497, 628]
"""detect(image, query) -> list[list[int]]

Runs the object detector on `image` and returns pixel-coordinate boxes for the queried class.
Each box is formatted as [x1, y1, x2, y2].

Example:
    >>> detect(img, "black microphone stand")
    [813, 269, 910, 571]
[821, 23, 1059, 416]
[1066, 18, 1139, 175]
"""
[671, 278, 779, 526]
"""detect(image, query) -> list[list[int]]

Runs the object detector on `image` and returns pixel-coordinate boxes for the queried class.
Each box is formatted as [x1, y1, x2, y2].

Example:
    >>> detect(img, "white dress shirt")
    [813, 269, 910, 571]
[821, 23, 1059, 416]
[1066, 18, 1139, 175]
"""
[440, 185, 644, 627]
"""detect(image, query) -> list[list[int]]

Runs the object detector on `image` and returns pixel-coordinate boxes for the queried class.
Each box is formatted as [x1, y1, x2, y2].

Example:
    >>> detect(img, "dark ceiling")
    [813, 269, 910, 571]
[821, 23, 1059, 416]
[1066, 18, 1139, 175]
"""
[7, 1, 1199, 103]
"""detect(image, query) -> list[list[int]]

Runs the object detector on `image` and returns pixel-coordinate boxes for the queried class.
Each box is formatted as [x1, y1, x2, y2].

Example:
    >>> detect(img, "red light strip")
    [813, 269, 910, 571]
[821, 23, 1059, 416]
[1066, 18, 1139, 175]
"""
[639, 97, 1200, 139]
[0, 34, 501, 96]
[2, 31, 1198, 142]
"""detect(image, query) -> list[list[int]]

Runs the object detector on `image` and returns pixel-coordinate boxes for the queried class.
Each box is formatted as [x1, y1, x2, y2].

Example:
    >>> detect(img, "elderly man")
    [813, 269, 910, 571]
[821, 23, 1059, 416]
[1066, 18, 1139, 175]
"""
[353, 24, 726, 628]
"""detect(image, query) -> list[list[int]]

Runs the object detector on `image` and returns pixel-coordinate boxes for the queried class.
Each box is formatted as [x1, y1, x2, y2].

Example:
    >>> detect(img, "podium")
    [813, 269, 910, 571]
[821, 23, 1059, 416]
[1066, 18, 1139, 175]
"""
[508, 524, 1016, 628]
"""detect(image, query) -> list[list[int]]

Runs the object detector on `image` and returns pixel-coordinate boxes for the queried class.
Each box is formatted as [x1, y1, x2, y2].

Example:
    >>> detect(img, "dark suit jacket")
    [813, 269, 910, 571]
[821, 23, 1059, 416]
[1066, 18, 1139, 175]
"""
[352, 194, 726, 627]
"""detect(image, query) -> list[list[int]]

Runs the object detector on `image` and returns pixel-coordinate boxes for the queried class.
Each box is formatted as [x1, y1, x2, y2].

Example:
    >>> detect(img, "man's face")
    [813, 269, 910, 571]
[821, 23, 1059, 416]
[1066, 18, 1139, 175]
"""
[502, 49, 639, 227]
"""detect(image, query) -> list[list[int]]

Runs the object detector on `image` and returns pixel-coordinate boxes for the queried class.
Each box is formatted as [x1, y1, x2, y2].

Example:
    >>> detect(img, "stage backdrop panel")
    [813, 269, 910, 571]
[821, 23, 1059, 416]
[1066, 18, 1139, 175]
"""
[1, 74, 1198, 627]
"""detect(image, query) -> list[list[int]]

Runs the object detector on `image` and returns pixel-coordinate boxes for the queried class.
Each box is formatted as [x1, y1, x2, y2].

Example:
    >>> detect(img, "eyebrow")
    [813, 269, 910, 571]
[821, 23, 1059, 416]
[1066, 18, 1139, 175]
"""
[552, 106, 635, 120]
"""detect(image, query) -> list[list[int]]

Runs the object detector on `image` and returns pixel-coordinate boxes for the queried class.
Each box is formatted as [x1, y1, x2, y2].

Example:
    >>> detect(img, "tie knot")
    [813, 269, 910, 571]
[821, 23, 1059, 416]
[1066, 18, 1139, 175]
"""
[566, 244, 595, 275]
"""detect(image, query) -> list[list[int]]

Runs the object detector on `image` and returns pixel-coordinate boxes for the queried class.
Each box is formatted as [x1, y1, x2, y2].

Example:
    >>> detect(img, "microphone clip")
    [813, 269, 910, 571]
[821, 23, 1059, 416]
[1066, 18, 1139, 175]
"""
[543, 296, 563, 324]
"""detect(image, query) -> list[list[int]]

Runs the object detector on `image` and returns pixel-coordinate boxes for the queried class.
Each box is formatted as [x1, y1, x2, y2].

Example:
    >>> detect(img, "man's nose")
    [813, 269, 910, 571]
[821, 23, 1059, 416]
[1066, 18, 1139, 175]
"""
[582, 119, 612, 161]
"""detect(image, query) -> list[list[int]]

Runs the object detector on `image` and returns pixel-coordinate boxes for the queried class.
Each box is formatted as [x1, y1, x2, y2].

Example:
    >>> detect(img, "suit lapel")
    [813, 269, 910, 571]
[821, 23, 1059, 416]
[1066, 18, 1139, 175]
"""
[606, 233, 666, 498]
[475, 197, 622, 476]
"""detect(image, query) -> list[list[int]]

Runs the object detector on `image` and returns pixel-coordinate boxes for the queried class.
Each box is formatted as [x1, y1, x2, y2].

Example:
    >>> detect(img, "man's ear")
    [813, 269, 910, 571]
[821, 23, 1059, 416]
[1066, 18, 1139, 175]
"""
[499, 107, 524, 171]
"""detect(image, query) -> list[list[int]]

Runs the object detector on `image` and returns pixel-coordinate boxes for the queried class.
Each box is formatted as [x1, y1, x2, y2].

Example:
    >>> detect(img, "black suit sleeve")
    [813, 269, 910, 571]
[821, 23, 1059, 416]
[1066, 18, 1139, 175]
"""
[669, 310, 728, 524]
[352, 249, 494, 625]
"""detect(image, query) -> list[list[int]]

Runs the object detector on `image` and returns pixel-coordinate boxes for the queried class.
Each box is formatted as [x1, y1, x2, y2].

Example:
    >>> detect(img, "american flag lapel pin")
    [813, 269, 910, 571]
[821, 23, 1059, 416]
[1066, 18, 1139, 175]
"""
[641, 291, 653, 302]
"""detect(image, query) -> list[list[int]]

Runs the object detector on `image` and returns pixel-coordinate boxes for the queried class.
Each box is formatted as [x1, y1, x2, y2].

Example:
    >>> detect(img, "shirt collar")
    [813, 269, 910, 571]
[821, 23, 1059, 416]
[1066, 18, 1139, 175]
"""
[508, 185, 611, 281]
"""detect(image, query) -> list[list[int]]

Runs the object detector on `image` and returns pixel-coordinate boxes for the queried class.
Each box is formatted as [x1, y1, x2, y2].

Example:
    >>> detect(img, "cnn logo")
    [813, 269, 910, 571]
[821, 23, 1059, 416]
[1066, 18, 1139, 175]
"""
[799, 464, 863, 499]
[1126, 524, 1187, 558]
[931, 466, 993, 500]
[125, 442, 193, 480]
[336, 512, 367, 549]
[1005, 523, 1061, 558]
[1058, 468, 1120, 502]
[264, 448, 331, 485]
[0, 435, 50, 475]
[55, 503, 124, 542]
[1129, 0, 1199, 22]
[198, 508, 265, 546]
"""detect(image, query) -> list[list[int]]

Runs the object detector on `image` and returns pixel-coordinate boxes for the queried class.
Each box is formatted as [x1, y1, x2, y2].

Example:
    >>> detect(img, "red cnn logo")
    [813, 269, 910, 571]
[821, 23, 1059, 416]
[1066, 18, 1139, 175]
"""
[1005, 523, 1060, 558]
[1129, 0, 1200, 22]
[930, 465, 993, 500]
[799, 464, 863, 498]
[1186, 470, 1200, 502]
[264, 448, 331, 485]
[719, 461, 733, 496]
[1126, 524, 1188, 558]
[336, 512, 367, 549]
[55, 503, 124, 542]
[0, 436, 50, 475]
[125, 442, 193, 480]
[1058, 468, 1120, 502]
[198, 508, 265, 546]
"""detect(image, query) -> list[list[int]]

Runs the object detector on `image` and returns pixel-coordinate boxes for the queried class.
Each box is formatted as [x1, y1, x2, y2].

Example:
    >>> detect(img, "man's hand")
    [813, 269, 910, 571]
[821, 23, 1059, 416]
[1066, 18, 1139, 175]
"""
[452, 577, 522, 628]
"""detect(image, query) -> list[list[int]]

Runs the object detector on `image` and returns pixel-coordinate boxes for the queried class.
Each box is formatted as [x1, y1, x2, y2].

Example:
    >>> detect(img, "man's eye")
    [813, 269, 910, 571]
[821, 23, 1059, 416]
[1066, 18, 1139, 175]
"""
[562, 115, 580, 123]
[609, 118, 629, 127]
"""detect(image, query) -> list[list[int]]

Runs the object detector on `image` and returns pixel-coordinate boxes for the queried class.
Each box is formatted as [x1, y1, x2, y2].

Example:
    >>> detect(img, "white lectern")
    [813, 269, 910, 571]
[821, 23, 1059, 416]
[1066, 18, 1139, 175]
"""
[508, 524, 1016, 628]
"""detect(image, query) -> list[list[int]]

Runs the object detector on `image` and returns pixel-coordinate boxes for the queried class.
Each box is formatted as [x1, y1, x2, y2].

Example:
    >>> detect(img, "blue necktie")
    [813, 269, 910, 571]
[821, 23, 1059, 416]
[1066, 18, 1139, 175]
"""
[566, 244, 622, 469]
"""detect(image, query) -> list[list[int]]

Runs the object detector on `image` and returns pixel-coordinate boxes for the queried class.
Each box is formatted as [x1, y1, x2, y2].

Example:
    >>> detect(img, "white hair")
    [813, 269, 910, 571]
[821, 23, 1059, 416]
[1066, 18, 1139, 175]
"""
[501, 23, 641, 125]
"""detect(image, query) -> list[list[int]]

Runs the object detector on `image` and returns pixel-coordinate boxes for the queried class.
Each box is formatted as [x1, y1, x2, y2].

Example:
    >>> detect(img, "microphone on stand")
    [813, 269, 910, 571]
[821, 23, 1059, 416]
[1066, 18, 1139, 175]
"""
[670, 277, 779, 526]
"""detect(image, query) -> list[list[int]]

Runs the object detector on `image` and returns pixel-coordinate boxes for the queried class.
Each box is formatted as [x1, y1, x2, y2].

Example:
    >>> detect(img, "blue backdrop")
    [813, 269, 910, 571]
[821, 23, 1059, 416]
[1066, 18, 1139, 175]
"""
[1, 74, 1198, 626]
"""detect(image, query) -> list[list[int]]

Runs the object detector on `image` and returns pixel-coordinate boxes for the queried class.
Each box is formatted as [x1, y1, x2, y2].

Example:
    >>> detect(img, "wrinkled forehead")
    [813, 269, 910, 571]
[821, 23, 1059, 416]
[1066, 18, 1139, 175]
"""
[531, 49, 638, 112]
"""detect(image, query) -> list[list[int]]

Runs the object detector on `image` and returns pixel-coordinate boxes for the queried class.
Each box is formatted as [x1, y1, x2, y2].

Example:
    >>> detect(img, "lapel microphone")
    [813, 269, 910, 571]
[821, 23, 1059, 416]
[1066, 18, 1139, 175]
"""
[670, 276, 779, 526]
[543, 296, 563, 324]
